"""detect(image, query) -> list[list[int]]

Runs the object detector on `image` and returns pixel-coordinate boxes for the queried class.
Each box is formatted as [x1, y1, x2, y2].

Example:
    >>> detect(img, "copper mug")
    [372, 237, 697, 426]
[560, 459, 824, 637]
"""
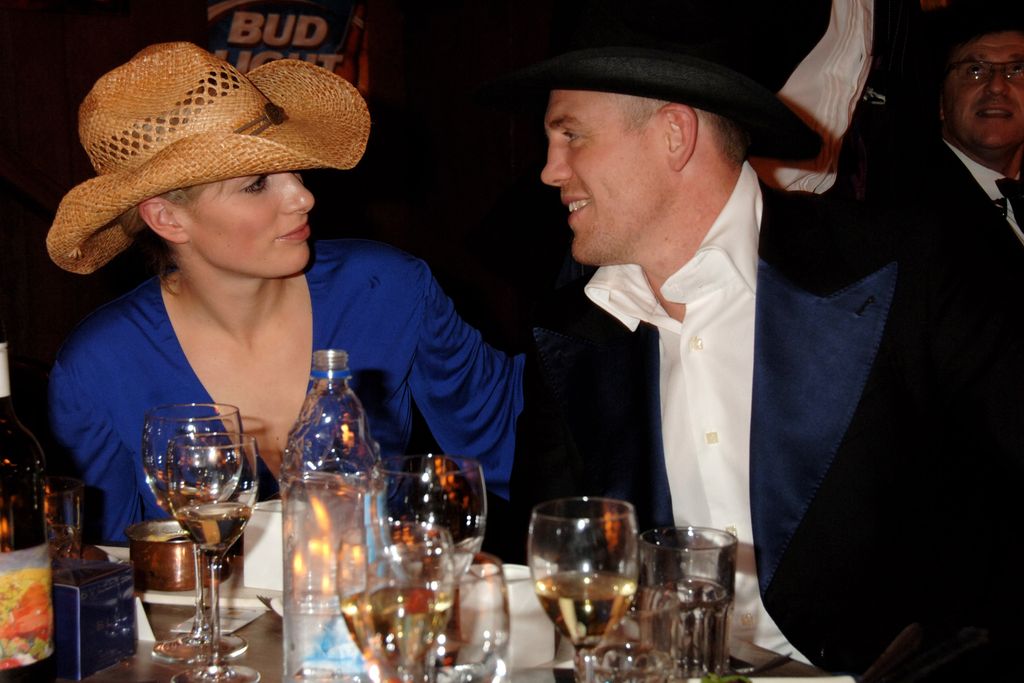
[126, 519, 231, 591]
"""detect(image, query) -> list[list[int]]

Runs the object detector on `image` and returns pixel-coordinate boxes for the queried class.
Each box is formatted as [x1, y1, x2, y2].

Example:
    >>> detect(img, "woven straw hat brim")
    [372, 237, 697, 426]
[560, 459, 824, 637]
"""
[48, 57, 370, 275]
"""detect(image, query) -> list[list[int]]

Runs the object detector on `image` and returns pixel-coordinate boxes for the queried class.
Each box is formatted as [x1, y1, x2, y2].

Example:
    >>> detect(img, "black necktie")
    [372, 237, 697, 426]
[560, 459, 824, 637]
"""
[996, 177, 1024, 224]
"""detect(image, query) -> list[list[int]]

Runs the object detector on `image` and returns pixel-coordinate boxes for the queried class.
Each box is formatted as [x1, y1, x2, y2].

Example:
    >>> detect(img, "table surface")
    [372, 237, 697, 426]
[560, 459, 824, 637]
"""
[59, 547, 829, 682]
[61, 603, 828, 682]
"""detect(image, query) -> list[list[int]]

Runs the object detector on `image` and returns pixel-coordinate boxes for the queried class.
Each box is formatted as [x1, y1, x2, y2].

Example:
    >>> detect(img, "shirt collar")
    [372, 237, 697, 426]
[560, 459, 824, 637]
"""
[945, 140, 1020, 200]
[584, 162, 763, 330]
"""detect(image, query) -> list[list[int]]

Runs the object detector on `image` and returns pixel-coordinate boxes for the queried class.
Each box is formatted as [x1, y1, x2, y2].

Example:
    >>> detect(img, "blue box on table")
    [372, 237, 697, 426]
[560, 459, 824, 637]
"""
[52, 558, 136, 680]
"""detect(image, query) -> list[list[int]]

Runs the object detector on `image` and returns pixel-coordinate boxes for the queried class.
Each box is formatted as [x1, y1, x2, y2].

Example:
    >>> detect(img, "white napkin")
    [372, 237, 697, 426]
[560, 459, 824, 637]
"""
[170, 607, 264, 634]
[686, 679, 855, 682]
[134, 556, 276, 610]
[135, 597, 155, 642]
[242, 500, 283, 591]
[502, 564, 557, 670]
[96, 545, 131, 563]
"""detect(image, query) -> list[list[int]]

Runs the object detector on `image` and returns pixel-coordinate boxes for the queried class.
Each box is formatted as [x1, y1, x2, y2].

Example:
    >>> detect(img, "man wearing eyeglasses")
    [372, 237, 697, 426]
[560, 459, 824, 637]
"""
[943, 51, 1024, 187]
[928, 7, 1024, 264]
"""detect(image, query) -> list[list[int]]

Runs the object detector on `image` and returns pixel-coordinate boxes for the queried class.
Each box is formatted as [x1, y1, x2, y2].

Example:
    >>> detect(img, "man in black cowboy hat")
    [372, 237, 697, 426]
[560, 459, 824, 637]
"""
[496, 1, 1024, 678]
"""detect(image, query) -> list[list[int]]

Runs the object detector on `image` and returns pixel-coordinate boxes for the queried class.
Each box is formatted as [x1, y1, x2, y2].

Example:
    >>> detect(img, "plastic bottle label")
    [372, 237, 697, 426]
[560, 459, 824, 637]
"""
[309, 368, 352, 380]
[0, 544, 54, 669]
[282, 472, 369, 679]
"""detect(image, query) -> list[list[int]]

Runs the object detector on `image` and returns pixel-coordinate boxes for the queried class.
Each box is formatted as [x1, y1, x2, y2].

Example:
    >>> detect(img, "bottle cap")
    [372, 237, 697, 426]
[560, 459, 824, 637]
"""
[310, 349, 352, 379]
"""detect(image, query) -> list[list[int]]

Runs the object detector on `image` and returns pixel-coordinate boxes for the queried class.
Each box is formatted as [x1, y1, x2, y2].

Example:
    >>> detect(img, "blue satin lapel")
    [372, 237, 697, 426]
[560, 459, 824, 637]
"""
[583, 328, 673, 529]
[639, 328, 673, 529]
[534, 324, 673, 530]
[751, 259, 897, 591]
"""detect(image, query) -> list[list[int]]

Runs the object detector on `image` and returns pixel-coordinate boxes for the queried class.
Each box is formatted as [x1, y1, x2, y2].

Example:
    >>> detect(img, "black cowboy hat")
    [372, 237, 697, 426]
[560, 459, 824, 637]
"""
[480, 0, 824, 160]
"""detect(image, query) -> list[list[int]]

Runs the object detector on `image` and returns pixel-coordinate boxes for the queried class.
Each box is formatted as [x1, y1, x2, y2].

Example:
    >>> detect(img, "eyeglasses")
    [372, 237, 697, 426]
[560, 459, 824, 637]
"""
[946, 60, 1024, 81]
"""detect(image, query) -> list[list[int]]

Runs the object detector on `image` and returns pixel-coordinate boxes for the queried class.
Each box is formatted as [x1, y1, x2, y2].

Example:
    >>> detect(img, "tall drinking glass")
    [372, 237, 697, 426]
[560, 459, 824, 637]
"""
[528, 497, 639, 680]
[435, 552, 510, 683]
[638, 526, 737, 678]
[165, 432, 261, 683]
[141, 402, 246, 662]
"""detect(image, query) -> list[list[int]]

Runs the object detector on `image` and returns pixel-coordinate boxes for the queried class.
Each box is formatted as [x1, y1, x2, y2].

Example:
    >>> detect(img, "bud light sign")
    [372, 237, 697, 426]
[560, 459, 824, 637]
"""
[207, 0, 363, 76]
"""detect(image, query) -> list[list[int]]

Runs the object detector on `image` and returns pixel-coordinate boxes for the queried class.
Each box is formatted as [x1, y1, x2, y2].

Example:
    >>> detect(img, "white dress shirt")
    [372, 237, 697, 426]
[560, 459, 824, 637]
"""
[751, 0, 874, 193]
[945, 141, 1023, 239]
[583, 163, 807, 662]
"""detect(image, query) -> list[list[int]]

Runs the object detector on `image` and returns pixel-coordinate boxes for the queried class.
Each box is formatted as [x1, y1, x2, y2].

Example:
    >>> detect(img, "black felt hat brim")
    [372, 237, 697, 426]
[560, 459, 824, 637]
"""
[481, 46, 822, 161]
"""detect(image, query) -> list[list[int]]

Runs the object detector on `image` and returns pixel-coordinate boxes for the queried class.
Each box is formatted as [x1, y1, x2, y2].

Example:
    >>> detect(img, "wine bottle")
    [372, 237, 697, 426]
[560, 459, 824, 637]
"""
[0, 320, 55, 682]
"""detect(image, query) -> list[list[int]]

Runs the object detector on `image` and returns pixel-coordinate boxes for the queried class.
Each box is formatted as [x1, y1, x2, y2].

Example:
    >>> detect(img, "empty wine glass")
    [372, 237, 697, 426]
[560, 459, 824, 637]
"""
[435, 552, 510, 683]
[165, 432, 260, 683]
[357, 521, 458, 683]
[528, 497, 639, 680]
[141, 402, 246, 663]
[378, 454, 486, 577]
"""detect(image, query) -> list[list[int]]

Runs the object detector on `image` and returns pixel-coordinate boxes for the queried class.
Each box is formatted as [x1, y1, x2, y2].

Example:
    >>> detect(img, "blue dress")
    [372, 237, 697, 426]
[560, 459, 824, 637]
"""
[48, 240, 524, 543]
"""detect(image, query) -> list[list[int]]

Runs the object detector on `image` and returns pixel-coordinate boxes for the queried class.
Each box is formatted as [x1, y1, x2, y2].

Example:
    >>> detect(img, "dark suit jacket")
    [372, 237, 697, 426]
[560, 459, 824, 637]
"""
[510, 187, 1024, 677]
[902, 142, 1024, 292]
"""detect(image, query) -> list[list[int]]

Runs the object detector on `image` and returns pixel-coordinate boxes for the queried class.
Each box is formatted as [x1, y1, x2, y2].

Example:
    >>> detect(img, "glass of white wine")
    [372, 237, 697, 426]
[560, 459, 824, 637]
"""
[141, 402, 246, 664]
[527, 497, 639, 680]
[165, 432, 261, 683]
[356, 521, 458, 683]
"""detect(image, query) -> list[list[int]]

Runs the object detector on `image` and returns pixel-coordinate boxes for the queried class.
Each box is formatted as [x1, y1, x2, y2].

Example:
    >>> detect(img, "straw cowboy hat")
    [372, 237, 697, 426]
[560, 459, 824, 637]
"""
[47, 41, 371, 274]
[480, 0, 822, 160]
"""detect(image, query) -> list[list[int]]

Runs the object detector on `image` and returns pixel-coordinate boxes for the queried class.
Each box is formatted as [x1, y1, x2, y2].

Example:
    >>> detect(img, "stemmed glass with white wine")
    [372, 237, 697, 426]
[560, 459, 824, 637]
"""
[165, 432, 261, 683]
[141, 403, 246, 663]
[528, 497, 639, 679]
[354, 520, 458, 683]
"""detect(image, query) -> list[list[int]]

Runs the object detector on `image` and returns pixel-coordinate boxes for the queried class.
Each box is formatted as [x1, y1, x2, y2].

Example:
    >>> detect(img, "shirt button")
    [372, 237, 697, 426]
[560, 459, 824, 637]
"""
[705, 431, 719, 445]
[725, 525, 738, 537]
[740, 612, 755, 627]
[689, 336, 704, 351]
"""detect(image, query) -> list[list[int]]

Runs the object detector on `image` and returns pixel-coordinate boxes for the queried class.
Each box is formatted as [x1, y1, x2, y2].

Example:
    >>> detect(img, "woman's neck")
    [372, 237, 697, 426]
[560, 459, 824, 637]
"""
[162, 267, 304, 345]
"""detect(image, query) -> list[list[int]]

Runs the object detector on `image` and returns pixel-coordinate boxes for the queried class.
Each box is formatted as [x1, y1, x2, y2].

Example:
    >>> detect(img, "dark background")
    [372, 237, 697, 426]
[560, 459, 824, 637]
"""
[0, 0, 949, 451]
[0, 0, 573, 443]
[0, 1, 951, 559]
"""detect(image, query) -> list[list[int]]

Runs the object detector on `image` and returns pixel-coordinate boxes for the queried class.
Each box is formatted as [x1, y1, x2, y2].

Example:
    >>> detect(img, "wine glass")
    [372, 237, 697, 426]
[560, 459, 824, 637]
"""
[527, 497, 639, 679]
[378, 454, 487, 578]
[165, 432, 261, 683]
[434, 552, 511, 683]
[141, 403, 247, 663]
[357, 521, 458, 683]
[377, 454, 486, 675]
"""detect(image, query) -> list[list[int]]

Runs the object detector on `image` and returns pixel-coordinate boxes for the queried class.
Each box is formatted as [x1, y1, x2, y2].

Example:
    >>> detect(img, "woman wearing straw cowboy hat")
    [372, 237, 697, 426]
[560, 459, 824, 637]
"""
[45, 42, 523, 544]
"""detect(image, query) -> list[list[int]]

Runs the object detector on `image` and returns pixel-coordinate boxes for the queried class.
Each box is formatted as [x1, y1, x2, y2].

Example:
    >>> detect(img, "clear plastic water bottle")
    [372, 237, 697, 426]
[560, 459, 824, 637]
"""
[281, 349, 380, 681]
[283, 349, 377, 476]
